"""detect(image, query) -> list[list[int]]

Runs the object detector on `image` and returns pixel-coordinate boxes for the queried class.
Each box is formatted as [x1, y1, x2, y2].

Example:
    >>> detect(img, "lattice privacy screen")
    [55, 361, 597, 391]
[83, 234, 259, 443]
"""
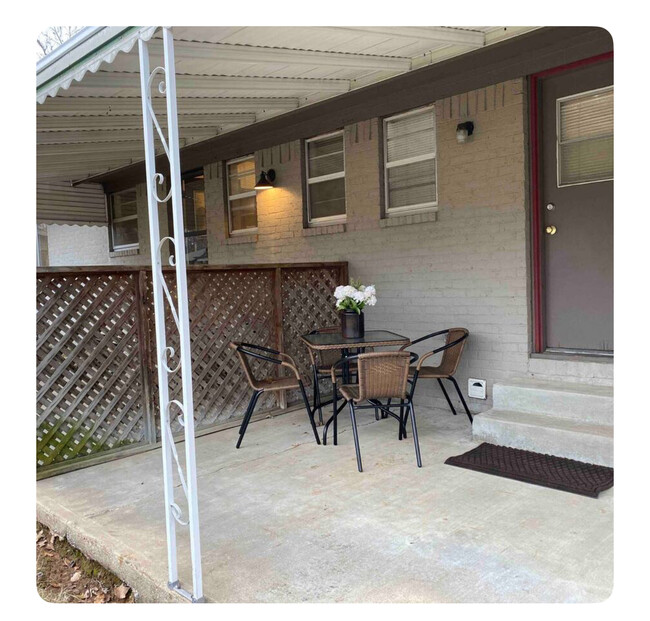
[36, 263, 347, 476]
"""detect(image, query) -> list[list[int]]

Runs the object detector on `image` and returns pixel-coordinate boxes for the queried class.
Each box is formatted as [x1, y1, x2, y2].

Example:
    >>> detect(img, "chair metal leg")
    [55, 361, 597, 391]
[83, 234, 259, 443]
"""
[348, 401, 363, 472]
[333, 383, 338, 445]
[313, 367, 324, 425]
[448, 376, 473, 424]
[437, 378, 457, 416]
[299, 381, 321, 445]
[394, 398, 406, 439]
[236, 390, 262, 449]
[408, 402, 422, 468]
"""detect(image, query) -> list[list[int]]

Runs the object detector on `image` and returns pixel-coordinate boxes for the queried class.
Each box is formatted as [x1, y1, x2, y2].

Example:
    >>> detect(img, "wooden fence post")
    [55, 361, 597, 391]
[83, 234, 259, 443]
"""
[134, 269, 156, 444]
[273, 267, 287, 409]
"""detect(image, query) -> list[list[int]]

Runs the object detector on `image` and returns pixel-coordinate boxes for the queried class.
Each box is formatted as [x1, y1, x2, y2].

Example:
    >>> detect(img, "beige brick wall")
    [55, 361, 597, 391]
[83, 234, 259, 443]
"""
[45, 76, 611, 406]
[202, 79, 534, 411]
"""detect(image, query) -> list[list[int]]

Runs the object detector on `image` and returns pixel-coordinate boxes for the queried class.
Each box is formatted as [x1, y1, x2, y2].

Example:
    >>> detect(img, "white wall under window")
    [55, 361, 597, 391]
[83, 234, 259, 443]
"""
[383, 106, 438, 216]
[305, 131, 346, 225]
[226, 156, 258, 235]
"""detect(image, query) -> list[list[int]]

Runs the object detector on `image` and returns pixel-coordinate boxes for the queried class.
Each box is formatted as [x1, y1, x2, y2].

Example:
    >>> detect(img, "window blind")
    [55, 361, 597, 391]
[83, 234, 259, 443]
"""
[384, 107, 437, 213]
[558, 87, 613, 186]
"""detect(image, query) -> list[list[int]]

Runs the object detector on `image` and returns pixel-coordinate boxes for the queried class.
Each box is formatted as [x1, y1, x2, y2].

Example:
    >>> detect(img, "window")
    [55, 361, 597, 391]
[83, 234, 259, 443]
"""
[383, 106, 437, 215]
[181, 170, 207, 264]
[305, 131, 346, 224]
[227, 156, 258, 235]
[557, 86, 613, 187]
[108, 187, 138, 251]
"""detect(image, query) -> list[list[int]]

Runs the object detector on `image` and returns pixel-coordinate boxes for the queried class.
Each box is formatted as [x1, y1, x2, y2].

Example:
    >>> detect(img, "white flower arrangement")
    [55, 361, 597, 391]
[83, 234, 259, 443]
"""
[334, 279, 377, 314]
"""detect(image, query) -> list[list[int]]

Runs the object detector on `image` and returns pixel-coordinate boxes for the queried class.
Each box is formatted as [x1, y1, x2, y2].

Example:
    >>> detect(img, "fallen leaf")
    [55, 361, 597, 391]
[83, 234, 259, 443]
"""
[37, 540, 47, 548]
[70, 571, 82, 583]
[36, 529, 44, 541]
[114, 584, 130, 600]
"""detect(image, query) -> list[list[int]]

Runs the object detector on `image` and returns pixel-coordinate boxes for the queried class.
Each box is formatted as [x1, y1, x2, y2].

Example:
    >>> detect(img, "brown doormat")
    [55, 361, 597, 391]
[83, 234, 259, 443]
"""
[445, 443, 613, 498]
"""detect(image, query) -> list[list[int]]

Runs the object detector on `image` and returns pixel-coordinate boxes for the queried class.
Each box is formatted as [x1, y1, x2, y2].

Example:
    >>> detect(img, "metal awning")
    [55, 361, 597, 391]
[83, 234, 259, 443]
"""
[36, 26, 535, 184]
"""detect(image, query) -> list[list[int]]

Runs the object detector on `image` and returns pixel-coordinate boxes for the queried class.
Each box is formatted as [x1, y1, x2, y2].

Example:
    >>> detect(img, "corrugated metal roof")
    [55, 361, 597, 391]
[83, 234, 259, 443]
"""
[36, 26, 536, 188]
[37, 181, 107, 225]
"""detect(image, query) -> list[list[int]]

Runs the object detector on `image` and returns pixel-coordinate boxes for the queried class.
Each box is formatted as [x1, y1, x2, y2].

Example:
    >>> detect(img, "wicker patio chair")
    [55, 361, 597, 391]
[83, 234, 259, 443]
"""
[229, 342, 321, 449]
[306, 326, 378, 427]
[400, 328, 472, 424]
[331, 351, 421, 472]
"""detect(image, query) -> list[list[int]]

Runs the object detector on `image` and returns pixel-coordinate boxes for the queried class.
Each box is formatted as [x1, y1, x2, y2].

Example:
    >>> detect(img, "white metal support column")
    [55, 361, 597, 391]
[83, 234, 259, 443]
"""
[138, 27, 204, 603]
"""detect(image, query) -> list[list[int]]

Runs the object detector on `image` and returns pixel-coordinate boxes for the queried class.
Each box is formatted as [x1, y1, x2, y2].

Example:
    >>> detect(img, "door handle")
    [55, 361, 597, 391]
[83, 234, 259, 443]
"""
[545, 225, 557, 235]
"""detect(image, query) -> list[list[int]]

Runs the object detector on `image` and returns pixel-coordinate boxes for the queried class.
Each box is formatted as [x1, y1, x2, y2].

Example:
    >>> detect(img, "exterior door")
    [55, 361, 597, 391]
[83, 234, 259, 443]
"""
[540, 60, 613, 354]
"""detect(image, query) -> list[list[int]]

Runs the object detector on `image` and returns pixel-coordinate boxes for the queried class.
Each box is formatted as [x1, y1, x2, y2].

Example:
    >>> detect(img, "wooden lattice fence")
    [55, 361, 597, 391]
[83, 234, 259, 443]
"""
[36, 262, 347, 477]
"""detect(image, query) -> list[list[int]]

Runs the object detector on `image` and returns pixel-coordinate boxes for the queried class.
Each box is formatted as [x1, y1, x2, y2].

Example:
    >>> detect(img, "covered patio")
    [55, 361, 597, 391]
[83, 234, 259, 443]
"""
[36, 26, 615, 604]
[37, 405, 612, 603]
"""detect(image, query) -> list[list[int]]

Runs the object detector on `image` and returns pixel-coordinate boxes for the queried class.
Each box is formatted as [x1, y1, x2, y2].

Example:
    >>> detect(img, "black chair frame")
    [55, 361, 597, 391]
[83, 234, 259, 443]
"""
[405, 329, 473, 424]
[325, 352, 421, 472]
[233, 342, 321, 448]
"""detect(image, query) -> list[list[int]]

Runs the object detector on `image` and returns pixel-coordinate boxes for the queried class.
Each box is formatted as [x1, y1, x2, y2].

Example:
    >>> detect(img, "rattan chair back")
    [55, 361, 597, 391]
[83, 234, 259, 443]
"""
[356, 351, 411, 401]
[307, 326, 343, 369]
[439, 328, 469, 376]
[229, 342, 258, 389]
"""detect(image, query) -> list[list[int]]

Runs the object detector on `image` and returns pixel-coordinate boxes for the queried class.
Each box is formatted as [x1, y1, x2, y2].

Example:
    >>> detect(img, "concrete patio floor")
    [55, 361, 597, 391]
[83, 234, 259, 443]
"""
[37, 404, 613, 603]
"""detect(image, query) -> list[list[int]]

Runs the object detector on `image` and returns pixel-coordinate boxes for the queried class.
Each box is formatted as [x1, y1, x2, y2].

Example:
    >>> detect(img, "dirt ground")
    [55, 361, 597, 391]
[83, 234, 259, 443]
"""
[36, 522, 135, 603]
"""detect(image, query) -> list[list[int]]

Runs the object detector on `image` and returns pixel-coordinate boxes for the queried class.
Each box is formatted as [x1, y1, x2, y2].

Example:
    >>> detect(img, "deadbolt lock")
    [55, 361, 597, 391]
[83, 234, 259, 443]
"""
[545, 225, 557, 235]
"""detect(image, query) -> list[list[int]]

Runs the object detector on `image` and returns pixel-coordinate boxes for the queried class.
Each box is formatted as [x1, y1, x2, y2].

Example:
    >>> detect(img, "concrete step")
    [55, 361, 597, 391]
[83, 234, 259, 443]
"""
[493, 378, 613, 425]
[472, 409, 613, 467]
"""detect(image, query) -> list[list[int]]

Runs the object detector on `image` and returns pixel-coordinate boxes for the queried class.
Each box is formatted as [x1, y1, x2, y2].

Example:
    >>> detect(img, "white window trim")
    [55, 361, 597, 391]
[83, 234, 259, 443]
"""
[226, 154, 258, 236]
[305, 130, 347, 226]
[383, 105, 438, 217]
[555, 85, 614, 188]
[108, 191, 139, 251]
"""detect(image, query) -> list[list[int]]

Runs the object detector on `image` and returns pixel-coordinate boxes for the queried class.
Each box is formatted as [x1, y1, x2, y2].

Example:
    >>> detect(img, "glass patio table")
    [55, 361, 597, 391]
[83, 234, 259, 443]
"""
[300, 329, 410, 443]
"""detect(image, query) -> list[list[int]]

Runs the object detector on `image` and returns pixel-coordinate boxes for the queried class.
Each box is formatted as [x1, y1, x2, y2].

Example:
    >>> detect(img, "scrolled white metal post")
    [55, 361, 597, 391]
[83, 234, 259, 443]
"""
[138, 27, 204, 603]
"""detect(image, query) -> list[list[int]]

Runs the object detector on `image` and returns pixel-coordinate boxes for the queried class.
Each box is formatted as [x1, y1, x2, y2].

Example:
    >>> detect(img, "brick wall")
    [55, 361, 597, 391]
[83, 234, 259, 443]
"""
[45, 76, 612, 406]
[201, 79, 535, 411]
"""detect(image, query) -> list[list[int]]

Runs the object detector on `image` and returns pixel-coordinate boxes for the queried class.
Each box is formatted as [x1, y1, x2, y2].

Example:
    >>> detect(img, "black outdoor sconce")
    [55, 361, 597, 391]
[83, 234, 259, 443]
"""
[254, 169, 276, 190]
[456, 121, 474, 144]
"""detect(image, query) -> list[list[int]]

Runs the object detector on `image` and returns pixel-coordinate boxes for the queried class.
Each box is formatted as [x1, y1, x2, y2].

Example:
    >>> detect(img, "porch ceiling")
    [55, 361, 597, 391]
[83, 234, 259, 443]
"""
[36, 26, 535, 183]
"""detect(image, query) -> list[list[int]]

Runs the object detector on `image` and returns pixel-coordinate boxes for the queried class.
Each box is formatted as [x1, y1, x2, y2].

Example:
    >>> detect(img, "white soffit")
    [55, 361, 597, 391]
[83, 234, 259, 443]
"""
[36, 26, 537, 183]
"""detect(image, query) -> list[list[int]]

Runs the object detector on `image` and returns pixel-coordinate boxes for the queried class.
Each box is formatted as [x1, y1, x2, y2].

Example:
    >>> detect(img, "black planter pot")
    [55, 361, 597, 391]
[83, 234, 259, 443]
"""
[341, 310, 365, 339]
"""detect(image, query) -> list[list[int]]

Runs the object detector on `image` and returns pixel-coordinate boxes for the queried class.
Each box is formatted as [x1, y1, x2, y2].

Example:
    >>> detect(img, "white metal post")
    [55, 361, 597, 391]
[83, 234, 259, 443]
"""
[138, 28, 203, 603]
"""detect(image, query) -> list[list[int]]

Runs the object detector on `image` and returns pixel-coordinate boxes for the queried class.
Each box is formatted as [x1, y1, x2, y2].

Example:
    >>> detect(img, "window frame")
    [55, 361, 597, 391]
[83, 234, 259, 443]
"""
[180, 168, 208, 264]
[555, 85, 613, 188]
[107, 187, 139, 252]
[305, 130, 347, 226]
[383, 105, 438, 217]
[226, 154, 258, 236]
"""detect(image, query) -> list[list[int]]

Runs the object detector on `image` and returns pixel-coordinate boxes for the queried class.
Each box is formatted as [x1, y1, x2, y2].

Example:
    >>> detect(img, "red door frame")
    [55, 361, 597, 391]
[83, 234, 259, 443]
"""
[528, 51, 613, 353]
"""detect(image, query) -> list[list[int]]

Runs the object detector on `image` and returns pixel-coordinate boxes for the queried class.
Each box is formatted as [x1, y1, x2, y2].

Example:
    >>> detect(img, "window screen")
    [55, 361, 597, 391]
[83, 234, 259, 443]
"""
[181, 171, 208, 263]
[227, 156, 258, 234]
[306, 132, 346, 223]
[384, 107, 437, 214]
[557, 86, 613, 186]
[108, 188, 138, 250]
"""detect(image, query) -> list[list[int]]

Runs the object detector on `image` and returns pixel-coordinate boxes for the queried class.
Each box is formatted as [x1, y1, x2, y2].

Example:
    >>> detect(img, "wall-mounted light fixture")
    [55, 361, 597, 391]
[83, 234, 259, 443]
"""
[456, 121, 474, 144]
[254, 169, 276, 190]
